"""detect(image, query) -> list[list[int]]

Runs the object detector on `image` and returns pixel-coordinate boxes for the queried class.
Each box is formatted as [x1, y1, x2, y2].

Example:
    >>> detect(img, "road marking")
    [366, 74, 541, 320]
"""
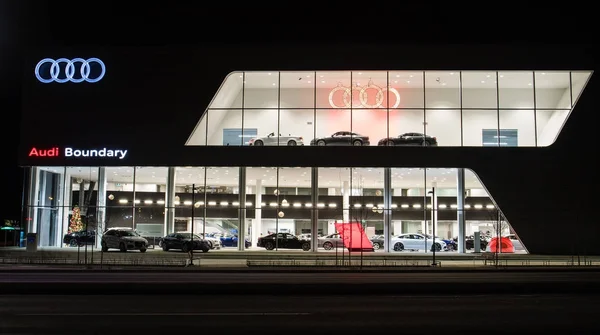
[20, 312, 311, 316]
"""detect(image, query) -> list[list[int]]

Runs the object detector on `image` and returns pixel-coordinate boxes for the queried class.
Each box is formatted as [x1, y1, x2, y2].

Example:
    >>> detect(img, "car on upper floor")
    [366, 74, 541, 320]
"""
[310, 131, 370, 146]
[257, 233, 311, 251]
[248, 132, 305, 146]
[378, 132, 438, 146]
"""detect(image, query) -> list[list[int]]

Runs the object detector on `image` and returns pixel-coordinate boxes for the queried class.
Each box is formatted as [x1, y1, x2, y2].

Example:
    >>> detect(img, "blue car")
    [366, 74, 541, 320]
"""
[220, 234, 251, 248]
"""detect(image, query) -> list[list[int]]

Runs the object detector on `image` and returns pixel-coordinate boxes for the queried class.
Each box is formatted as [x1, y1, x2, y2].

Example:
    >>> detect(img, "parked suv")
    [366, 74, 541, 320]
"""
[101, 228, 148, 252]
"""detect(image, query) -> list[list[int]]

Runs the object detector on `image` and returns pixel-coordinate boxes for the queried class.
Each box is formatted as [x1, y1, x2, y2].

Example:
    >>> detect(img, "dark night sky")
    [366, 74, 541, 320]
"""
[1, 1, 597, 221]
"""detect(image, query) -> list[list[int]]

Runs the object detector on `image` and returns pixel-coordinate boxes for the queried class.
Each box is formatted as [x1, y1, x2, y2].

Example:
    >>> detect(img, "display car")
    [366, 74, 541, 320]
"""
[318, 233, 344, 250]
[390, 233, 446, 252]
[219, 234, 251, 248]
[377, 132, 438, 146]
[160, 233, 211, 252]
[101, 227, 148, 252]
[310, 131, 370, 146]
[464, 235, 489, 250]
[370, 235, 384, 250]
[196, 233, 221, 249]
[63, 230, 95, 247]
[257, 233, 311, 251]
[248, 132, 304, 146]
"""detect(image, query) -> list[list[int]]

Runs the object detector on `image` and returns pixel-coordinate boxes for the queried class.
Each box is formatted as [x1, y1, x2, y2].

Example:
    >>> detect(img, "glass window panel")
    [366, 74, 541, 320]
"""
[174, 167, 206, 235]
[391, 168, 426, 241]
[351, 71, 387, 109]
[535, 109, 570, 147]
[389, 71, 424, 108]
[244, 109, 279, 146]
[279, 109, 314, 146]
[425, 71, 460, 108]
[318, 167, 350, 249]
[208, 72, 243, 109]
[204, 167, 239, 245]
[316, 71, 351, 109]
[535, 71, 570, 109]
[499, 110, 535, 147]
[206, 109, 242, 146]
[425, 168, 458, 240]
[133, 167, 168, 243]
[388, 109, 425, 141]
[280, 71, 315, 108]
[34, 167, 66, 247]
[498, 71, 534, 109]
[246, 167, 276, 247]
[187, 111, 207, 146]
[571, 71, 593, 107]
[105, 167, 134, 229]
[463, 110, 498, 147]
[352, 109, 385, 147]
[462, 71, 497, 109]
[425, 109, 461, 146]
[314, 109, 351, 146]
[243, 72, 279, 108]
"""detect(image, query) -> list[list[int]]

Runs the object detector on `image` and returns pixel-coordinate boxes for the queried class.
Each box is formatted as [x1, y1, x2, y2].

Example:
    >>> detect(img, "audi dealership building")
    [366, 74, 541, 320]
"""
[18, 44, 595, 255]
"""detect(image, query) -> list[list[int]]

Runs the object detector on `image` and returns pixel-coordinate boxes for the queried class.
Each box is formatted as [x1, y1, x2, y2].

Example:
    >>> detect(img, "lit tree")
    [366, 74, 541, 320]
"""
[68, 206, 84, 233]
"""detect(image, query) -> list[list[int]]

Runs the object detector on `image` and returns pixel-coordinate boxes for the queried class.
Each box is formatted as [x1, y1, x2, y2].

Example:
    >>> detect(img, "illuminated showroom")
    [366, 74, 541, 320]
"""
[24, 70, 593, 254]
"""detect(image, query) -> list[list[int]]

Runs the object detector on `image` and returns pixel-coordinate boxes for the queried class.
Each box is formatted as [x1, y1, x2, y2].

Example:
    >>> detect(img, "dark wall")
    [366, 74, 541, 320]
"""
[17, 44, 598, 255]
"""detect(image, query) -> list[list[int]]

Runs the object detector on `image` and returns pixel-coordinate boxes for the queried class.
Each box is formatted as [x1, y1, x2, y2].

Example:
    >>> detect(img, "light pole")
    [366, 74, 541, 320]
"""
[428, 187, 437, 266]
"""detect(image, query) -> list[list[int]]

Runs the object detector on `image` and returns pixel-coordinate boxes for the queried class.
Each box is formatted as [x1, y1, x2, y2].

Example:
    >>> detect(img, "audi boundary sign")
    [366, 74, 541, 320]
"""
[34, 58, 106, 83]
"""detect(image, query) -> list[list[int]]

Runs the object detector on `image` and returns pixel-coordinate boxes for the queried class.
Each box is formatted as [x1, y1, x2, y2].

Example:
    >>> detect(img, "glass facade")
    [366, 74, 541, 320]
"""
[187, 70, 592, 147]
[26, 166, 524, 254]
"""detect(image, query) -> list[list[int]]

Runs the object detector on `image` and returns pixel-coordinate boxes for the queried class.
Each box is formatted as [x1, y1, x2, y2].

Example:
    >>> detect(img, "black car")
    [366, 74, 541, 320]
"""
[257, 233, 311, 251]
[63, 230, 96, 247]
[463, 236, 488, 250]
[160, 233, 211, 252]
[310, 131, 370, 146]
[378, 132, 438, 146]
[370, 235, 384, 250]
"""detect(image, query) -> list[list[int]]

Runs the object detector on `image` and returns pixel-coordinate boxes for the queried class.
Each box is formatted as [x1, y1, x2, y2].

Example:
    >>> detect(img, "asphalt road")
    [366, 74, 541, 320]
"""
[2, 270, 600, 294]
[1, 294, 599, 333]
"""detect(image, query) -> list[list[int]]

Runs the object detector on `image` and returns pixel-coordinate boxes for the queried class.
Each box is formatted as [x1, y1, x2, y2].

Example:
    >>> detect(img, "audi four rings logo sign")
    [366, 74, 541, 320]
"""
[34, 58, 106, 83]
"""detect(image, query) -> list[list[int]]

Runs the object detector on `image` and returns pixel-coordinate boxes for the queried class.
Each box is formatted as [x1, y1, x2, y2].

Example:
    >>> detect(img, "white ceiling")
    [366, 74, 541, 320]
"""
[228, 70, 583, 89]
[41, 166, 484, 190]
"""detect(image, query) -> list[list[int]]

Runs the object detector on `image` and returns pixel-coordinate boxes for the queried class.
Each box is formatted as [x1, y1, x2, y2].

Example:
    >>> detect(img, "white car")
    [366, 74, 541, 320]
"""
[197, 233, 221, 249]
[390, 233, 447, 252]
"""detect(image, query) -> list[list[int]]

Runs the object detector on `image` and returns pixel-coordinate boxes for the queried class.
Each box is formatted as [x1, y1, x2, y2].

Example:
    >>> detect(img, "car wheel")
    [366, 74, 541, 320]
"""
[372, 242, 381, 250]
[393, 242, 404, 251]
[386, 140, 395, 146]
[431, 243, 442, 252]
[254, 140, 264, 146]
[119, 242, 127, 252]
[352, 140, 362, 146]
[287, 140, 297, 146]
[69, 239, 78, 247]
[301, 242, 311, 251]
[264, 241, 274, 250]
[162, 243, 169, 251]
[317, 140, 326, 146]
[101, 242, 108, 252]
[139, 247, 147, 253]
[202, 248, 209, 253]
[323, 242, 333, 250]
[422, 140, 430, 146]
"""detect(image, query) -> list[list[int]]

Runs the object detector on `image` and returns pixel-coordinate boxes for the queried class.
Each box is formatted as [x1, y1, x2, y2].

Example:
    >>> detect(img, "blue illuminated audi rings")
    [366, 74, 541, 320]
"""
[34, 58, 106, 83]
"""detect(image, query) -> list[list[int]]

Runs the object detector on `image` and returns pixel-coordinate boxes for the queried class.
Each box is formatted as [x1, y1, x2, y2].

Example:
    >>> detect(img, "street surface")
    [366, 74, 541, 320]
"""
[1, 294, 599, 333]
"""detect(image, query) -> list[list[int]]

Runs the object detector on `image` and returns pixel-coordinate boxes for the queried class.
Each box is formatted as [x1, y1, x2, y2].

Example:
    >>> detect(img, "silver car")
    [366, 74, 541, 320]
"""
[248, 132, 304, 146]
[101, 228, 148, 252]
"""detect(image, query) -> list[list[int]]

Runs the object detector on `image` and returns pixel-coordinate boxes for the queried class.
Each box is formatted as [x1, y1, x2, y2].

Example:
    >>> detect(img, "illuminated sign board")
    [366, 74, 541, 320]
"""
[28, 147, 128, 159]
[34, 58, 106, 83]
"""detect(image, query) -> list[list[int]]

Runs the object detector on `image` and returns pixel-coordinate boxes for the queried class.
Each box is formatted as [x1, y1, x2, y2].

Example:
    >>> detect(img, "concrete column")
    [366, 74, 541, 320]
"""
[342, 180, 350, 222]
[27, 167, 40, 234]
[457, 168, 466, 253]
[238, 167, 246, 251]
[311, 167, 319, 252]
[164, 167, 176, 235]
[251, 179, 262, 248]
[383, 168, 392, 253]
[96, 167, 107, 248]
[432, 182, 438, 237]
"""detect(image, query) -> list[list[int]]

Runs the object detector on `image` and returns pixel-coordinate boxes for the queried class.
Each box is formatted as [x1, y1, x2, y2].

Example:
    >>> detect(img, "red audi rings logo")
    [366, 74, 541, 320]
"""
[328, 80, 401, 108]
